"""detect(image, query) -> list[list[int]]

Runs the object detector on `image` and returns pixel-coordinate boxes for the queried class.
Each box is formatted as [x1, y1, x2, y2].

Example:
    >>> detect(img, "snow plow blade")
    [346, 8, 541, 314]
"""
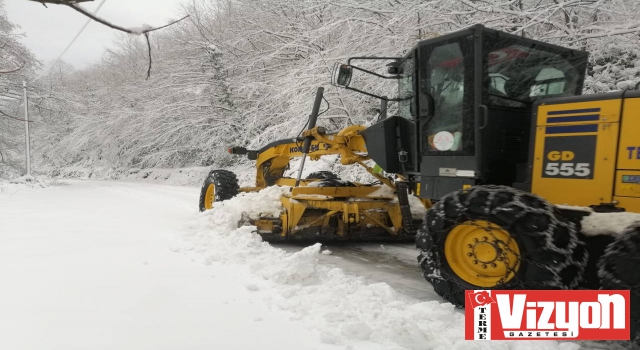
[241, 185, 424, 242]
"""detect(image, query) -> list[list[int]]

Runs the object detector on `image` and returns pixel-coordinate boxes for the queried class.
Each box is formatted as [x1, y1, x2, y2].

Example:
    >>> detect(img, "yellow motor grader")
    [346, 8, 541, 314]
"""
[198, 87, 427, 241]
[200, 24, 640, 330]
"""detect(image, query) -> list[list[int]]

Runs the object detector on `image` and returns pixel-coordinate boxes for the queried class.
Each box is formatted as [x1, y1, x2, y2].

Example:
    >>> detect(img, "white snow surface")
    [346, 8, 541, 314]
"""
[581, 212, 640, 236]
[0, 181, 335, 350]
[185, 185, 585, 350]
[369, 184, 396, 198]
[0, 179, 607, 349]
[407, 194, 427, 219]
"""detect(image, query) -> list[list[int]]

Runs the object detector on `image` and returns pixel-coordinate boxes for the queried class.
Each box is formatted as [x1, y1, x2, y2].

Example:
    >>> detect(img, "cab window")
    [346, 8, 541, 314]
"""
[397, 56, 414, 120]
[425, 42, 465, 152]
[484, 43, 584, 108]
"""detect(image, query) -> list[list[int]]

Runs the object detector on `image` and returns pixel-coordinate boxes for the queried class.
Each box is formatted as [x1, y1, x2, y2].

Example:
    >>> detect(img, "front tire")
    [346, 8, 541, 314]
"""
[416, 185, 588, 308]
[198, 170, 239, 212]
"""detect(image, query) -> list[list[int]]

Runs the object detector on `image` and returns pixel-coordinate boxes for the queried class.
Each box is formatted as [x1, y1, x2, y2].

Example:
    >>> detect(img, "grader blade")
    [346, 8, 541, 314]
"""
[245, 185, 425, 242]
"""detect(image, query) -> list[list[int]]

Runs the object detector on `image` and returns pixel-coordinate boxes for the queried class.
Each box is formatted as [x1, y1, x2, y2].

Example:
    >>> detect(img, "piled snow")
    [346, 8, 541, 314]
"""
[8, 175, 49, 188]
[369, 185, 427, 219]
[408, 194, 427, 219]
[284, 155, 379, 184]
[181, 187, 583, 349]
[581, 212, 640, 236]
[231, 185, 288, 220]
[0, 175, 59, 194]
[553, 205, 640, 237]
[369, 184, 396, 198]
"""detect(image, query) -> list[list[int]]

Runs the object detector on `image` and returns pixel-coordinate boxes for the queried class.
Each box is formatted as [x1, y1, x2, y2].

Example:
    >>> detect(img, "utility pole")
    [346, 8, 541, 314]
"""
[22, 80, 31, 177]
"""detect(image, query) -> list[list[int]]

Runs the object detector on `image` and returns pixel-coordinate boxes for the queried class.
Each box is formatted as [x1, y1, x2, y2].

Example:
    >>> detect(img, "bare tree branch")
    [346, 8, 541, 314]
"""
[66, 4, 188, 35]
[0, 108, 34, 123]
[0, 61, 24, 74]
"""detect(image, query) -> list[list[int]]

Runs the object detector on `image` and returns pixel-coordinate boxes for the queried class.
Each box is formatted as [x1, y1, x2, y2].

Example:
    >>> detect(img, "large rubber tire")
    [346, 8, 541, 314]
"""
[416, 185, 588, 308]
[598, 223, 640, 342]
[198, 170, 239, 212]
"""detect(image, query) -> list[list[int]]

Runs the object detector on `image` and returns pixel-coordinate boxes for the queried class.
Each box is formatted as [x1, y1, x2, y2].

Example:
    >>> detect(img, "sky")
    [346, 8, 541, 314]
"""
[5, 0, 186, 69]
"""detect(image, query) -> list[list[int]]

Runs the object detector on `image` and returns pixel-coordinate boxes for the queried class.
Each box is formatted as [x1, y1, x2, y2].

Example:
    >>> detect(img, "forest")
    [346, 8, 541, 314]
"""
[1, 0, 640, 178]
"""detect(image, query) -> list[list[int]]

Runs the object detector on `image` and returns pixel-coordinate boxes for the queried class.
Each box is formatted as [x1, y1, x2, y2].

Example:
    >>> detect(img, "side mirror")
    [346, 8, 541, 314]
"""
[336, 65, 353, 87]
[386, 62, 401, 75]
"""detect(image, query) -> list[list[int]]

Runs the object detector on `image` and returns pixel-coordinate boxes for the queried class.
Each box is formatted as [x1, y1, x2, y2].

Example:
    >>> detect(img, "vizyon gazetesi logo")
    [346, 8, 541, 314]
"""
[465, 290, 630, 340]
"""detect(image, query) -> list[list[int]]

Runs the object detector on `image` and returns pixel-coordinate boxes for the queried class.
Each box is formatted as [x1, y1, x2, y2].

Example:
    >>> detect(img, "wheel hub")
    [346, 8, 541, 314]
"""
[472, 241, 500, 264]
[204, 184, 215, 210]
[444, 220, 520, 287]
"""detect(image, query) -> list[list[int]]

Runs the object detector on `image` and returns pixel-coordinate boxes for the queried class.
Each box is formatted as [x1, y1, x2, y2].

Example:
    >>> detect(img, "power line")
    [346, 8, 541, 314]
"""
[31, 0, 108, 83]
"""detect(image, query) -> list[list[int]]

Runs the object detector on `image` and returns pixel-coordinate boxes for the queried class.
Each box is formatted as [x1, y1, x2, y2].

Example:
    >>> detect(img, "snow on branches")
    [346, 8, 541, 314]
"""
[13, 0, 640, 171]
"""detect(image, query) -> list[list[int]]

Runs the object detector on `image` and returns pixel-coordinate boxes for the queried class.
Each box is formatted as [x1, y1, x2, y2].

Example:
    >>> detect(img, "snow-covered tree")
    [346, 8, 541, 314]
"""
[16, 0, 640, 172]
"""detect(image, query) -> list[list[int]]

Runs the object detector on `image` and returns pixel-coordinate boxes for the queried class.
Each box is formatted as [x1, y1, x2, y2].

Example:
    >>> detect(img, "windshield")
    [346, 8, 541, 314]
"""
[486, 44, 584, 108]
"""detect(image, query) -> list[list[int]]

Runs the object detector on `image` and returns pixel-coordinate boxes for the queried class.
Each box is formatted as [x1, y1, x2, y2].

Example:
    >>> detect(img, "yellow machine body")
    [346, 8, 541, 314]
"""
[531, 92, 640, 212]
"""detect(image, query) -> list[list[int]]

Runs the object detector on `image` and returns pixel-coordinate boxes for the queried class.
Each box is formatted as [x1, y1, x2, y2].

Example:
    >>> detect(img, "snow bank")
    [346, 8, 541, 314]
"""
[0, 175, 60, 193]
[369, 184, 395, 198]
[180, 187, 582, 350]
[41, 164, 256, 187]
[284, 154, 379, 184]
[8, 175, 49, 188]
[408, 193, 427, 219]
[581, 212, 640, 236]
[43, 150, 388, 191]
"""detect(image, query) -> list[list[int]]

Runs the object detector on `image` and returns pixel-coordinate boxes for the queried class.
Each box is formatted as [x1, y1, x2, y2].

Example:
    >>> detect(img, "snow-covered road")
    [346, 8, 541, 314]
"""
[0, 181, 338, 350]
[0, 180, 627, 350]
[277, 242, 440, 302]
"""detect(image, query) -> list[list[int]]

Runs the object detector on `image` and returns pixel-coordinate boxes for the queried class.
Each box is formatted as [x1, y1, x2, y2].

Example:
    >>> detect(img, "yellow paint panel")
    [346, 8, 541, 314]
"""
[532, 123, 619, 207]
[537, 99, 622, 125]
[613, 196, 640, 214]
[617, 98, 640, 170]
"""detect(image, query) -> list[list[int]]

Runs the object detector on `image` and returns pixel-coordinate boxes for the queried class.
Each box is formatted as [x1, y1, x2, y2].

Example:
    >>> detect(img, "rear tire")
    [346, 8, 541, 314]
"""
[198, 170, 239, 212]
[598, 224, 640, 331]
[416, 185, 588, 308]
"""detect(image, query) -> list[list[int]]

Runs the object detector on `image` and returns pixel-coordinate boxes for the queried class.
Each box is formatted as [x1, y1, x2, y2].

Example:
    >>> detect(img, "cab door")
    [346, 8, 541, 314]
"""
[418, 33, 477, 199]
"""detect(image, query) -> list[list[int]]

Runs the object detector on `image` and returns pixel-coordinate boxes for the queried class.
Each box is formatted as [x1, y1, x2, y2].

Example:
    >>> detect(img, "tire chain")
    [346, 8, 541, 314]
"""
[417, 185, 589, 307]
[598, 223, 640, 319]
[598, 228, 640, 349]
